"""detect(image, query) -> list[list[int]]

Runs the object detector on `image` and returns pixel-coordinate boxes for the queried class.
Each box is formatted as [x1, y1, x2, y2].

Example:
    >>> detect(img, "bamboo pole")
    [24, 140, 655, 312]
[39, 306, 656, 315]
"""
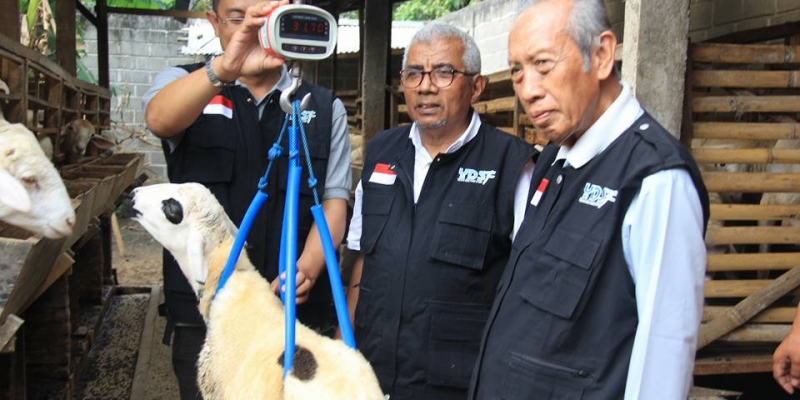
[710, 204, 800, 221]
[693, 148, 800, 164]
[698, 264, 800, 350]
[708, 252, 800, 271]
[715, 323, 791, 343]
[705, 226, 800, 245]
[693, 70, 800, 89]
[692, 44, 800, 64]
[702, 172, 800, 192]
[704, 306, 796, 323]
[693, 122, 799, 140]
[692, 96, 800, 113]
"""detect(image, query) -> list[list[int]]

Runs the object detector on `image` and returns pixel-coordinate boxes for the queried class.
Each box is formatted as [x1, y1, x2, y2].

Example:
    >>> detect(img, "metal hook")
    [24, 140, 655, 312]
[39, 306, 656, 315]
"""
[280, 61, 311, 114]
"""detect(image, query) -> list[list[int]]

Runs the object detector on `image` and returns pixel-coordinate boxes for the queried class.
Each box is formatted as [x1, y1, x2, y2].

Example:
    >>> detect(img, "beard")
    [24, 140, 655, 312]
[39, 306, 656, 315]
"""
[416, 119, 447, 131]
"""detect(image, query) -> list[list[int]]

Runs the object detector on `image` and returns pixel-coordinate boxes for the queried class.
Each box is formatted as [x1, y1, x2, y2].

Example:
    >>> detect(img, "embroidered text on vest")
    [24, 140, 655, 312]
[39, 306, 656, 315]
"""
[457, 168, 497, 185]
[579, 182, 618, 208]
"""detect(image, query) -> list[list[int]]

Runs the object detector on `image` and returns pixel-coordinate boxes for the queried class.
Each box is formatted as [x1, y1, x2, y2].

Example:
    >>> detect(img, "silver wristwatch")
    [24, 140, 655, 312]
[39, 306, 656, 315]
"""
[205, 56, 233, 88]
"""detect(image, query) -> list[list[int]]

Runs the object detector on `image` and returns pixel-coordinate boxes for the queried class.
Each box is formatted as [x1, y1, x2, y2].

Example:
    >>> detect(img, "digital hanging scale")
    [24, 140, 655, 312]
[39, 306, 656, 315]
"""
[258, 4, 338, 61]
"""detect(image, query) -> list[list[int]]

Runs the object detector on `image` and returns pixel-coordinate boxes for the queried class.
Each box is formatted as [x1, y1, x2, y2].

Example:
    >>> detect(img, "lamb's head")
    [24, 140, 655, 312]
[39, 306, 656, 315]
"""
[126, 183, 238, 294]
[0, 121, 76, 238]
[61, 120, 95, 164]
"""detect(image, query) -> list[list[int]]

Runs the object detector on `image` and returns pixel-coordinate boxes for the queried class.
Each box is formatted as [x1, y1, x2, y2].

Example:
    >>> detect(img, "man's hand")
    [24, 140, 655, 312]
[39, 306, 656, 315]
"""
[774, 328, 800, 394]
[270, 265, 318, 304]
[216, 0, 289, 81]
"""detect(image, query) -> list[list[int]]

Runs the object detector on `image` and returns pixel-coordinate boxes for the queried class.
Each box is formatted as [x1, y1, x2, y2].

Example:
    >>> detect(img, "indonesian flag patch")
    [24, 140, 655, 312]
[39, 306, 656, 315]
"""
[530, 178, 549, 206]
[203, 95, 233, 119]
[369, 163, 396, 185]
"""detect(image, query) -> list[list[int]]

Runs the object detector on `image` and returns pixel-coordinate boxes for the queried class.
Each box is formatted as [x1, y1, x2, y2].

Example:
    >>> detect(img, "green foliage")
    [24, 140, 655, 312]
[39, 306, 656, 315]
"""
[393, 0, 479, 21]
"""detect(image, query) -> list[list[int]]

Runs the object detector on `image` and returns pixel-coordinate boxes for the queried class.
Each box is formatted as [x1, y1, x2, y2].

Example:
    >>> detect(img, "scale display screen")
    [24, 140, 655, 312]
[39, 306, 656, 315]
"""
[279, 12, 330, 42]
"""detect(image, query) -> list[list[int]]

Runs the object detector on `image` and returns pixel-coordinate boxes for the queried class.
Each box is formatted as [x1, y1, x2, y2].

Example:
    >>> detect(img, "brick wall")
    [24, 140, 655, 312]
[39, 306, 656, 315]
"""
[81, 14, 205, 182]
[688, 0, 800, 42]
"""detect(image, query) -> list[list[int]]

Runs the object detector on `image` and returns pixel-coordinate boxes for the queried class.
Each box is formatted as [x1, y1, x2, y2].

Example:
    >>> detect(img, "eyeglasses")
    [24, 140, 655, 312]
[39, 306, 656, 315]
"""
[400, 67, 475, 89]
[217, 15, 245, 26]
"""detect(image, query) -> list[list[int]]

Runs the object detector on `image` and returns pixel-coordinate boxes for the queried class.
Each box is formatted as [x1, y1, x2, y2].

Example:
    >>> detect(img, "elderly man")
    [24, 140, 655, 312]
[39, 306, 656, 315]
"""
[345, 23, 535, 400]
[469, 0, 709, 399]
[143, 1, 350, 398]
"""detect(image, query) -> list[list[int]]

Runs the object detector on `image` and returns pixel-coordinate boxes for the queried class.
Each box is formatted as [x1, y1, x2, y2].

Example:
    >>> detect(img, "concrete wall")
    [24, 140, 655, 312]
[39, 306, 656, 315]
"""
[81, 14, 205, 182]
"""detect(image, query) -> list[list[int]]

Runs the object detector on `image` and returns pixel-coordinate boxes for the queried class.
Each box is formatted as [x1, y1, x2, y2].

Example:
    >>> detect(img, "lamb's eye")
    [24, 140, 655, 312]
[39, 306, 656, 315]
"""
[21, 176, 38, 188]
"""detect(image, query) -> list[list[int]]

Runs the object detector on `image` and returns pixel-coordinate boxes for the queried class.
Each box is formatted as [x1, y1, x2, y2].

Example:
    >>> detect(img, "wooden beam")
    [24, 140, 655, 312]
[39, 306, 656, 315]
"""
[360, 0, 391, 141]
[693, 70, 800, 89]
[97, 0, 110, 88]
[57, 0, 77, 76]
[692, 95, 800, 113]
[693, 122, 800, 140]
[77, 1, 97, 26]
[702, 172, 800, 193]
[692, 43, 800, 64]
[0, 0, 20, 42]
[705, 226, 800, 245]
[707, 252, 800, 272]
[692, 148, 800, 164]
[710, 204, 800, 221]
[106, 7, 207, 19]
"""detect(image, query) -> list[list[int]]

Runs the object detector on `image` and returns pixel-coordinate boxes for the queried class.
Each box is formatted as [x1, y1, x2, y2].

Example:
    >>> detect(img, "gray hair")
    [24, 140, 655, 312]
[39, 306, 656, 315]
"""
[402, 22, 482, 75]
[518, 0, 612, 71]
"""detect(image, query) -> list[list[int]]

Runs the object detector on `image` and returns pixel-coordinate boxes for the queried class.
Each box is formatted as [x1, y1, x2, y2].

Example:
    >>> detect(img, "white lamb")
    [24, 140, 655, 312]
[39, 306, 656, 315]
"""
[126, 183, 384, 400]
[0, 116, 75, 239]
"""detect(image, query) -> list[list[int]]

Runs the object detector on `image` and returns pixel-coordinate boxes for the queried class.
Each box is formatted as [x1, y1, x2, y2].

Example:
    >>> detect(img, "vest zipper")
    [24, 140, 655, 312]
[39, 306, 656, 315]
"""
[510, 352, 590, 378]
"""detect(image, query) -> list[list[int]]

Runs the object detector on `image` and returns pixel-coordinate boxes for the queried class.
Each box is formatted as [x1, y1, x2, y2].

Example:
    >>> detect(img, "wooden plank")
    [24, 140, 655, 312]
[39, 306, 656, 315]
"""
[698, 265, 800, 349]
[106, 6, 206, 18]
[694, 353, 773, 375]
[23, 253, 74, 311]
[693, 148, 800, 164]
[702, 172, 800, 192]
[472, 96, 516, 114]
[706, 226, 800, 245]
[692, 43, 800, 64]
[704, 306, 796, 323]
[694, 122, 800, 140]
[707, 252, 800, 272]
[689, 386, 742, 399]
[693, 70, 800, 88]
[710, 204, 800, 221]
[129, 286, 161, 400]
[692, 95, 800, 113]
[0, 0, 20, 42]
[0, 315, 23, 352]
[704, 279, 799, 298]
[716, 324, 791, 343]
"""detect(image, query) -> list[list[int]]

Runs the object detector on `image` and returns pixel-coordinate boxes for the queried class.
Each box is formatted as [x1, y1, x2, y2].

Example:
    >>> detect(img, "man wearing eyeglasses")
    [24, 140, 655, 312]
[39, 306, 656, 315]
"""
[344, 22, 536, 400]
[143, 1, 350, 398]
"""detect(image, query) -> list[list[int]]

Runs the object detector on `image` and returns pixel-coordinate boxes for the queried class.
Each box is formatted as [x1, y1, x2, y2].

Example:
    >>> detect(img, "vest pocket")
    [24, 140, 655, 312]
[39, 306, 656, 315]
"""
[429, 202, 493, 270]
[426, 301, 489, 389]
[517, 228, 601, 319]
[499, 351, 587, 399]
[360, 192, 394, 254]
[180, 117, 237, 183]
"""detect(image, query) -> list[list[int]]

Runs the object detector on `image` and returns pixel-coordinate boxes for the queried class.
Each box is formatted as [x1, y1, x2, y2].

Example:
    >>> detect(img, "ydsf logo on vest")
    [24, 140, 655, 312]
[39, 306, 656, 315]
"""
[457, 168, 496, 185]
[579, 182, 618, 209]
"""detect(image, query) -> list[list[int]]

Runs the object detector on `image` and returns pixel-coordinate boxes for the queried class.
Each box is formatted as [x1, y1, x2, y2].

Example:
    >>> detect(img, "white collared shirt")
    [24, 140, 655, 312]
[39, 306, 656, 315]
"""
[555, 83, 705, 400]
[347, 111, 534, 249]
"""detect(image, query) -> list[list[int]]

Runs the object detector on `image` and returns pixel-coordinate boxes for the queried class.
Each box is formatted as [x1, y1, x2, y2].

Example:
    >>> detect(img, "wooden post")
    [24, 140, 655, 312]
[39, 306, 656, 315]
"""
[360, 0, 391, 141]
[0, 0, 20, 43]
[96, 0, 110, 88]
[56, 0, 77, 76]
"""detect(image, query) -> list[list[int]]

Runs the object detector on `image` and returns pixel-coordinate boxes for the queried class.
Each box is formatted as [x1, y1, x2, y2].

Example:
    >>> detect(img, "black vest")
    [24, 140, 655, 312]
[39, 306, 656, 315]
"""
[470, 114, 709, 399]
[356, 122, 535, 400]
[162, 63, 335, 328]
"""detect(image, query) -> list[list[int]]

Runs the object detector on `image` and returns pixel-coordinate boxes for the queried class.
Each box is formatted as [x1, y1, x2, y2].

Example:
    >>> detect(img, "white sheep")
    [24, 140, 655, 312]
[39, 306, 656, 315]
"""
[0, 114, 75, 239]
[127, 182, 384, 400]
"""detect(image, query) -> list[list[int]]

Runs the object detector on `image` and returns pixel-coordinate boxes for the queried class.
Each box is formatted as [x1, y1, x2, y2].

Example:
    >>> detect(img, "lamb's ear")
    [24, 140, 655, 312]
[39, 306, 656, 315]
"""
[226, 218, 238, 238]
[0, 168, 31, 212]
[186, 229, 208, 285]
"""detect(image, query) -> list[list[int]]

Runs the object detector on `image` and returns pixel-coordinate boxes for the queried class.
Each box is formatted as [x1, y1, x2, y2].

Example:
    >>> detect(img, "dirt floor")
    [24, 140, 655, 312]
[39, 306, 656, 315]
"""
[111, 215, 180, 400]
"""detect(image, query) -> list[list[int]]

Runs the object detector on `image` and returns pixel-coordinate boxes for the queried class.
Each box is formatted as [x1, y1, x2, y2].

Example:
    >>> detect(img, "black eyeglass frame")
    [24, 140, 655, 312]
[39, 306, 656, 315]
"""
[217, 15, 245, 25]
[399, 67, 476, 89]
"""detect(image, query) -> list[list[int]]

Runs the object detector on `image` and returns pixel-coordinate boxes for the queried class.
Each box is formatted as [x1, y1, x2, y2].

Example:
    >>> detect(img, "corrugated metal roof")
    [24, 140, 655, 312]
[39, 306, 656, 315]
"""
[180, 18, 425, 56]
